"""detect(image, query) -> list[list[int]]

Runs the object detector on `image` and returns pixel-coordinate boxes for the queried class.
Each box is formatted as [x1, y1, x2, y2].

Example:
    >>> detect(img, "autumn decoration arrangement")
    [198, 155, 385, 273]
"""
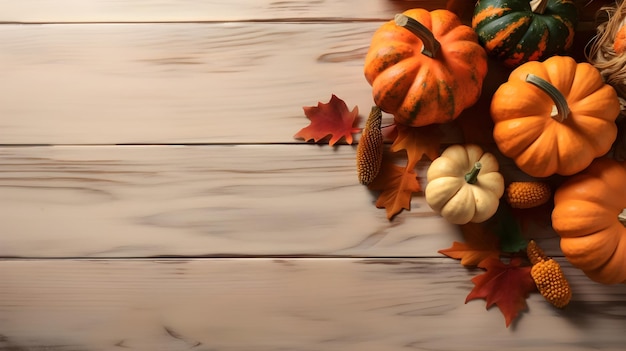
[294, 0, 626, 327]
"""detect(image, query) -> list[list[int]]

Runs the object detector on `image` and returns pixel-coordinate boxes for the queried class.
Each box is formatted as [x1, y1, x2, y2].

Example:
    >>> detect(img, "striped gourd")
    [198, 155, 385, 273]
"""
[472, 0, 578, 67]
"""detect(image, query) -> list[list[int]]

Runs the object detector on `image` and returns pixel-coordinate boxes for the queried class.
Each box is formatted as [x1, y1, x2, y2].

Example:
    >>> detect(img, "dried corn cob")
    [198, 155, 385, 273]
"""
[505, 181, 551, 209]
[527, 240, 572, 308]
[356, 106, 383, 185]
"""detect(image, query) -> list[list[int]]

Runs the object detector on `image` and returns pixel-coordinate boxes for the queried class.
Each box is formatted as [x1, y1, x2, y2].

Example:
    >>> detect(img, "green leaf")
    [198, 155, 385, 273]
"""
[489, 202, 528, 253]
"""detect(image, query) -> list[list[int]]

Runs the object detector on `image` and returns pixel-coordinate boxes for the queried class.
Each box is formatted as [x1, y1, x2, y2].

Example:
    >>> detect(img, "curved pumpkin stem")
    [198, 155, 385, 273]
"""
[394, 14, 441, 58]
[530, 0, 549, 15]
[465, 162, 482, 184]
[525, 74, 571, 122]
[619, 209, 626, 226]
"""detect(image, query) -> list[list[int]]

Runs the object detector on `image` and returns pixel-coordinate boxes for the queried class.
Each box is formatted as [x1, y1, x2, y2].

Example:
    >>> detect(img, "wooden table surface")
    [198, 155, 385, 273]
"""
[2, 1, 626, 350]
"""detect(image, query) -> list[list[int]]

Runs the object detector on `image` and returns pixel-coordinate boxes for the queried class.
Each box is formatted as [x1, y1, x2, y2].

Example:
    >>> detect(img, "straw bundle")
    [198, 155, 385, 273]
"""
[587, 0, 626, 99]
[586, 0, 626, 160]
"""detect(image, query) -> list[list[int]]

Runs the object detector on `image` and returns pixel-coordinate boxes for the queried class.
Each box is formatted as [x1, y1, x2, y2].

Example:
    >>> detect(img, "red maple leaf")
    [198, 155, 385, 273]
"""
[294, 95, 360, 146]
[368, 155, 421, 220]
[465, 257, 537, 327]
[438, 223, 501, 266]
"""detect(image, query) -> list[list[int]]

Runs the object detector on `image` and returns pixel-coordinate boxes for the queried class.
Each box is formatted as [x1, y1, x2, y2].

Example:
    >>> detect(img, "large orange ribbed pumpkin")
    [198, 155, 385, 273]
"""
[552, 158, 626, 284]
[491, 55, 620, 177]
[364, 9, 487, 127]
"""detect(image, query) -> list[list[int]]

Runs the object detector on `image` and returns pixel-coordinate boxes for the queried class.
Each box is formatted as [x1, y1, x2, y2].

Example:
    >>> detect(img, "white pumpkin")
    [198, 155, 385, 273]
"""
[425, 144, 504, 224]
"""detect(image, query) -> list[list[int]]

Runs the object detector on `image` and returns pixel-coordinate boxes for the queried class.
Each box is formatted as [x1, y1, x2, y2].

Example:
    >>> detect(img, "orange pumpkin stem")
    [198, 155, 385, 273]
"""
[464, 162, 482, 184]
[530, 0, 549, 15]
[525, 74, 570, 123]
[394, 13, 441, 59]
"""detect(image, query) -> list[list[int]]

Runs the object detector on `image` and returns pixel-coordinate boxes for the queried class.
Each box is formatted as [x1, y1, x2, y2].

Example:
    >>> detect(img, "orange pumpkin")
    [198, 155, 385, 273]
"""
[605, 0, 626, 54]
[552, 158, 626, 284]
[491, 55, 620, 178]
[364, 9, 488, 127]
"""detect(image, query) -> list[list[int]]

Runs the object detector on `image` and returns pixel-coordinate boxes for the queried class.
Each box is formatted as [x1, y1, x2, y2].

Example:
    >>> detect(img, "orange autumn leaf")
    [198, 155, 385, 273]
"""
[368, 156, 421, 220]
[466, 257, 537, 327]
[390, 124, 442, 168]
[294, 94, 360, 146]
[439, 223, 501, 266]
[366, 124, 441, 220]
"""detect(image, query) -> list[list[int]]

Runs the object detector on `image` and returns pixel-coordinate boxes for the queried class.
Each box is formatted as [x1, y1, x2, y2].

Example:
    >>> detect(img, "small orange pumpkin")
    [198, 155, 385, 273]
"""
[364, 9, 488, 127]
[552, 157, 626, 284]
[490, 55, 620, 177]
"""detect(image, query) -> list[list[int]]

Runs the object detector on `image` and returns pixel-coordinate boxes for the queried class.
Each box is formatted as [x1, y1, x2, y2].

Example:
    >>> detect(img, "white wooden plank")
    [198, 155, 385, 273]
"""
[0, 145, 456, 257]
[0, 0, 443, 23]
[0, 22, 391, 145]
[0, 0, 601, 23]
[0, 22, 594, 145]
[0, 258, 625, 351]
[0, 145, 558, 258]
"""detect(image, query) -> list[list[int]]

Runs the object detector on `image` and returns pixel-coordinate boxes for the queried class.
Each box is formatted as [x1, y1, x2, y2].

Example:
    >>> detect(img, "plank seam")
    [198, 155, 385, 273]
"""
[0, 18, 391, 25]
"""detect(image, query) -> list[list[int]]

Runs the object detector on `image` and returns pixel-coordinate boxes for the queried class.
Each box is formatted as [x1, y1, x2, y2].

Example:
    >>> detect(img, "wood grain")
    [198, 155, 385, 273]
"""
[1, 0, 623, 348]
[0, 145, 560, 258]
[1, 258, 626, 351]
[0, 0, 606, 23]
[0, 21, 587, 145]
[0, 22, 387, 145]
[0, 0, 439, 23]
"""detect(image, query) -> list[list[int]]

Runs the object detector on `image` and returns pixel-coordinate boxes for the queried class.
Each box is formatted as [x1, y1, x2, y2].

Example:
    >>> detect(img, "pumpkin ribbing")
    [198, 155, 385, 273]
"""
[364, 9, 487, 127]
[552, 158, 626, 284]
[425, 144, 504, 225]
[491, 56, 620, 177]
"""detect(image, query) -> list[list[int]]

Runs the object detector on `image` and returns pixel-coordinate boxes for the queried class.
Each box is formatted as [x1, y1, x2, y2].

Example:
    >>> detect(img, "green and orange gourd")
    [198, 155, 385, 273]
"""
[472, 0, 578, 67]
